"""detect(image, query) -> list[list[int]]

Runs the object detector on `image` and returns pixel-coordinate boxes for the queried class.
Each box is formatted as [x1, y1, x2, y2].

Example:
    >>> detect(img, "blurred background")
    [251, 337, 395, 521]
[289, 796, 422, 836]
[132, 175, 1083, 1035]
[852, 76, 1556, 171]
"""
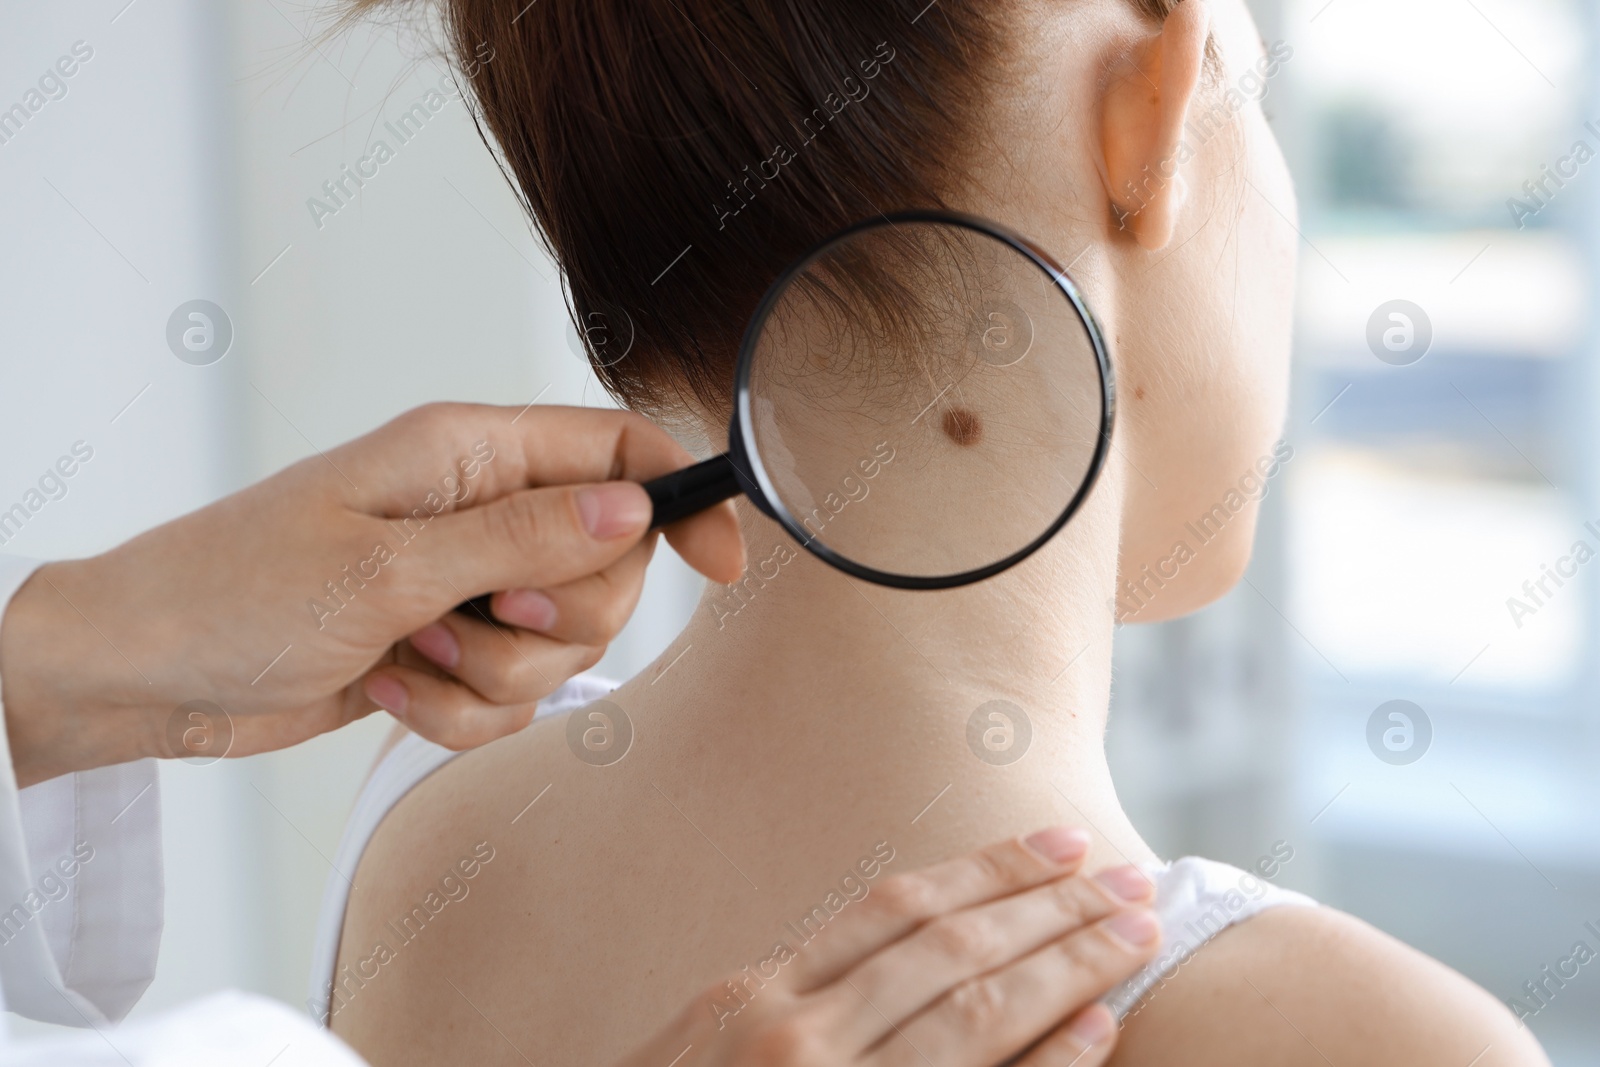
[1112, 0, 1600, 1061]
[1, 0, 1597, 1060]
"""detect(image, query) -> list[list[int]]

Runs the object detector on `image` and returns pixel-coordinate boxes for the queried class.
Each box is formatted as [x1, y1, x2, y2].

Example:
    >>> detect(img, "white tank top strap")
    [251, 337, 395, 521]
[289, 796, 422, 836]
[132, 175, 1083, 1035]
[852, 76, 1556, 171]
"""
[307, 677, 1316, 1027]
[1105, 855, 1317, 1020]
[305, 674, 618, 1023]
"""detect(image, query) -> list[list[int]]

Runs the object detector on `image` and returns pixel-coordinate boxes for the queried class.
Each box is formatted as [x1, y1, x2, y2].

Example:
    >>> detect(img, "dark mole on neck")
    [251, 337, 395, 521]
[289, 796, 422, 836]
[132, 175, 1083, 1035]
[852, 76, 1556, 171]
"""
[941, 407, 982, 446]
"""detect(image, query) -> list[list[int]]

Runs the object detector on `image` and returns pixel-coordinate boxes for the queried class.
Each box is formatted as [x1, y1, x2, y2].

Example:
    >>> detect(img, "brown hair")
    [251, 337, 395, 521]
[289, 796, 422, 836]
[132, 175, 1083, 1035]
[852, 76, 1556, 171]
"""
[350, 0, 1188, 417]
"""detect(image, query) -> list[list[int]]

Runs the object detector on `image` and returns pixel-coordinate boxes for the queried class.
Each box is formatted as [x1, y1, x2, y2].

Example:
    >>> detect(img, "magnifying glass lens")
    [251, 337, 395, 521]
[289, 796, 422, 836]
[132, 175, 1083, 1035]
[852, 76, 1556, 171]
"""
[742, 219, 1107, 583]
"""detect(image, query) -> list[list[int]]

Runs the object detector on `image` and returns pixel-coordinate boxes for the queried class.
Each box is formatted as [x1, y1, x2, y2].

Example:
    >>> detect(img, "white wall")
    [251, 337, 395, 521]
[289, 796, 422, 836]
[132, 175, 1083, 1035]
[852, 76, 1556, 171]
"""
[1, 0, 701, 1035]
[227, 0, 702, 1009]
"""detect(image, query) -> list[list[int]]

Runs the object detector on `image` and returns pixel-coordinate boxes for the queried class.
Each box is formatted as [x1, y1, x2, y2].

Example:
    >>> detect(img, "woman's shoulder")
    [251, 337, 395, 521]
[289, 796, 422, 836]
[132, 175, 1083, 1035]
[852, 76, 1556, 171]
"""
[1111, 902, 1549, 1067]
[359, 671, 622, 833]
[321, 675, 620, 1039]
[339, 672, 621, 893]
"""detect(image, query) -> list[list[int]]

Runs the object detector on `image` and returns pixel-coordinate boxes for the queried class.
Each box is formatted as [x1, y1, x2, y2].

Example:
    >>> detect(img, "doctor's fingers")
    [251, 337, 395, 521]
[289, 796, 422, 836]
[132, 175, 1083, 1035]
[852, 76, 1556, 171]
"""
[363, 635, 601, 750]
[416, 479, 655, 603]
[407, 608, 611, 707]
[785, 830, 1095, 993]
[862, 910, 1159, 1067]
[398, 541, 650, 702]
[1009, 1005, 1122, 1067]
[474, 537, 656, 646]
[814, 862, 1154, 1051]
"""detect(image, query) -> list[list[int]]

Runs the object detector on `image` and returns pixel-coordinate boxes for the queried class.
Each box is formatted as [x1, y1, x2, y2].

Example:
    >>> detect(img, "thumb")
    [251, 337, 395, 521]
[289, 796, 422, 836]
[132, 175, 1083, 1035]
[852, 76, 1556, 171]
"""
[411, 480, 653, 604]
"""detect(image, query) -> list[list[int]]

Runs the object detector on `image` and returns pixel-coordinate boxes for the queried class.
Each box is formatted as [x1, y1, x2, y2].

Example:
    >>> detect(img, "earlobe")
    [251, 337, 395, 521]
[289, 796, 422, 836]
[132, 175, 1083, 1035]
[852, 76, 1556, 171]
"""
[1099, 0, 1211, 251]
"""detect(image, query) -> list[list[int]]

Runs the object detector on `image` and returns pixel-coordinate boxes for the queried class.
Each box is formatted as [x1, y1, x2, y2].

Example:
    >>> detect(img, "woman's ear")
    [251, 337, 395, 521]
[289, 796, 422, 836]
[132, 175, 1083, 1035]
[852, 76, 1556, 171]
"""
[1099, 0, 1211, 250]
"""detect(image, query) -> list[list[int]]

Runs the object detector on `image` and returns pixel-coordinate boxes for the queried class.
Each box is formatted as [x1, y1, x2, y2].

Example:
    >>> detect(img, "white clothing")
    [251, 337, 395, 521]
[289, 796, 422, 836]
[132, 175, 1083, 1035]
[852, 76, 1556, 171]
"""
[0, 992, 363, 1067]
[1104, 855, 1316, 1019]
[306, 674, 615, 1022]
[308, 674, 1315, 1024]
[0, 546, 1312, 1061]
[0, 556, 362, 1065]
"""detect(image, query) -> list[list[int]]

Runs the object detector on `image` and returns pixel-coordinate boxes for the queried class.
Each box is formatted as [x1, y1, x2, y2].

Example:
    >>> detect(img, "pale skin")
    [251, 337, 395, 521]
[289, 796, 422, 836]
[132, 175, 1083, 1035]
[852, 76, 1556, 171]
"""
[334, 2, 1547, 1066]
[0, 370, 1152, 1060]
[0, 404, 746, 789]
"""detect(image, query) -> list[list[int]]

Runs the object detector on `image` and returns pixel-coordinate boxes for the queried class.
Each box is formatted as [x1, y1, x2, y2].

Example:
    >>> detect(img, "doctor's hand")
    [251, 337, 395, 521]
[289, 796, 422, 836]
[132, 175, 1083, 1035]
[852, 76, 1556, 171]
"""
[0, 403, 744, 787]
[611, 829, 1160, 1067]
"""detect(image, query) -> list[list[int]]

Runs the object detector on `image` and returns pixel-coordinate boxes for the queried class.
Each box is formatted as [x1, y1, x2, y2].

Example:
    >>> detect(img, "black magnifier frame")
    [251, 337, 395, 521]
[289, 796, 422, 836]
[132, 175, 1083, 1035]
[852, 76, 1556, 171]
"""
[461, 208, 1114, 620]
[647, 208, 1116, 591]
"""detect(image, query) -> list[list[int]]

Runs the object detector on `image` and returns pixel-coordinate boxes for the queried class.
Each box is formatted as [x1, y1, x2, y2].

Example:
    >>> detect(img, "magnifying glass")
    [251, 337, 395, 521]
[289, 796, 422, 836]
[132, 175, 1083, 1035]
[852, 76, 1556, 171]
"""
[463, 208, 1113, 615]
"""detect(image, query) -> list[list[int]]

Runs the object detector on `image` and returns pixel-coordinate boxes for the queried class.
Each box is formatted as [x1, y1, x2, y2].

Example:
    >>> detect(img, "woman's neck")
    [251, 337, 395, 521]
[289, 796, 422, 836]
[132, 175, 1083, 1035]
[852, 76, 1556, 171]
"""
[616, 472, 1160, 874]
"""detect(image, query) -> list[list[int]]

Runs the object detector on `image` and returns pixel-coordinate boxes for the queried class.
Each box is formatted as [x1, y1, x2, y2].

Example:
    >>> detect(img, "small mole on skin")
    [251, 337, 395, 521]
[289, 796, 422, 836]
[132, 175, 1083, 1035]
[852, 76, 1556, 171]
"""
[942, 407, 983, 446]
[1134, 385, 1146, 400]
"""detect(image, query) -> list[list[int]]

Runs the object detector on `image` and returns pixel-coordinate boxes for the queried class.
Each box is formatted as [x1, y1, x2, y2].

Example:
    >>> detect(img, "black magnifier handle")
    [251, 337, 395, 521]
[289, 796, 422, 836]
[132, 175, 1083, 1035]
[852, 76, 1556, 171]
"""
[643, 452, 743, 528]
[456, 453, 745, 623]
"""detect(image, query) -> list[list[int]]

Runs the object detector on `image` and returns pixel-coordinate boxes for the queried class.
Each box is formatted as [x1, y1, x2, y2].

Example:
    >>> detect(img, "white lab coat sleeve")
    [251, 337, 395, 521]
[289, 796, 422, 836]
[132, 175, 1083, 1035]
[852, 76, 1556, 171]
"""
[0, 991, 367, 1066]
[0, 556, 369, 1064]
[0, 555, 161, 1026]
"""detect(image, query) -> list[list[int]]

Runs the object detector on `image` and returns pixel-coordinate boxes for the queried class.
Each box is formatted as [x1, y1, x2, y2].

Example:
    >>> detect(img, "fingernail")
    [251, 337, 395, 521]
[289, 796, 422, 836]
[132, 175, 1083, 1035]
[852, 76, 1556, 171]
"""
[1024, 826, 1092, 864]
[1094, 865, 1154, 902]
[365, 675, 409, 720]
[1106, 908, 1161, 947]
[1068, 1004, 1115, 1047]
[576, 483, 651, 539]
[499, 588, 558, 631]
[409, 622, 460, 669]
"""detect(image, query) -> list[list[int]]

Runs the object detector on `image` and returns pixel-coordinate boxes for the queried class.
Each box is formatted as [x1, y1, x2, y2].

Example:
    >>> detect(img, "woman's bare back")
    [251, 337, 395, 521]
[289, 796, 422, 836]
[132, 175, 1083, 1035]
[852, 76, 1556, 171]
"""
[329, 702, 1543, 1067]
